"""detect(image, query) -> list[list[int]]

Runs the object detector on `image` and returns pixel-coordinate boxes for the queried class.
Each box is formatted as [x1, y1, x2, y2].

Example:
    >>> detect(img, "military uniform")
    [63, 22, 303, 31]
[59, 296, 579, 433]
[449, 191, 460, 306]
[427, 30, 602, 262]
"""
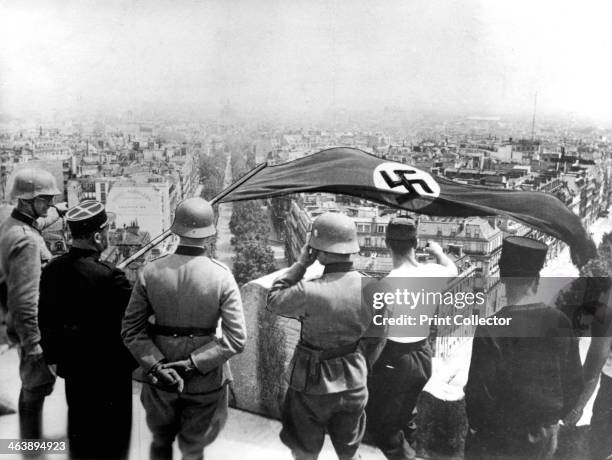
[122, 245, 246, 460]
[37, 201, 135, 459]
[0, 208, 56, 440]
[267, 261, 384, 460]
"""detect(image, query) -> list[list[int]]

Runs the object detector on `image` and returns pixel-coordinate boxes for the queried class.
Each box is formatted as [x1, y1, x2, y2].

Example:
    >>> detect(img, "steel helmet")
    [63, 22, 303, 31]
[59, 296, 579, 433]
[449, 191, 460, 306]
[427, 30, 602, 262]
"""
[170, 197, 216, 238]
[309, 212, 360, 254]
[10, 168, 61, 200]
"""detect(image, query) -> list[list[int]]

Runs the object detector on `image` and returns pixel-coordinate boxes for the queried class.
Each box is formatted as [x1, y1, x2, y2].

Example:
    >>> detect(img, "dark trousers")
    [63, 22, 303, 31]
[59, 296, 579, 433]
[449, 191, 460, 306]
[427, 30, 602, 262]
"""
[18, 351, 56, 441]
[465, 424, 559, 460]
[591, 372, 612, 460]
[64, 374, 132, 460]
[141, 384, 228, 460]
[280, 386, 368, 460]
[366, 339, 432, 460]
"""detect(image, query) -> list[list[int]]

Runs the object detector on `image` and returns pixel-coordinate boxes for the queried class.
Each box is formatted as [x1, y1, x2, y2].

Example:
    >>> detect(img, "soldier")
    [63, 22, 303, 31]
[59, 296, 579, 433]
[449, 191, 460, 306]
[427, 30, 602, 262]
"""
[464, 236, 584, 459]
[267, 212, 385, 460]
[366, 217, 458, 460]
[122, 197, 246, 460]
[38, 200, 136, 459]
[0, 168, 66, 441]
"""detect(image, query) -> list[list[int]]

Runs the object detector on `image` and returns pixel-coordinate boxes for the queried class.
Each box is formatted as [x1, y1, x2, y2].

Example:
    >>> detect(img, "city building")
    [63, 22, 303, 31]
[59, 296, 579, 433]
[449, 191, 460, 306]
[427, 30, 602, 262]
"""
[417, 216, 503, 276]
[106, 173, 178, 238]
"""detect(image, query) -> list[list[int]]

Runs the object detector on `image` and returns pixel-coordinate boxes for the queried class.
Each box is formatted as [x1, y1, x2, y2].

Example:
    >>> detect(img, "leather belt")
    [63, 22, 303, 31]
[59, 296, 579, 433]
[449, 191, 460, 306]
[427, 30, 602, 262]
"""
[151, 325, 216, 337]
[296, 341, 360, 383]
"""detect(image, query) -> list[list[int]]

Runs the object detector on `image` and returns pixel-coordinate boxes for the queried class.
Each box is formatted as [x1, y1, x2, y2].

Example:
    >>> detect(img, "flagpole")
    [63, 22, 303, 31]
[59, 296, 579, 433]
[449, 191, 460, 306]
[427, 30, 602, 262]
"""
[117, 161, 268, 269]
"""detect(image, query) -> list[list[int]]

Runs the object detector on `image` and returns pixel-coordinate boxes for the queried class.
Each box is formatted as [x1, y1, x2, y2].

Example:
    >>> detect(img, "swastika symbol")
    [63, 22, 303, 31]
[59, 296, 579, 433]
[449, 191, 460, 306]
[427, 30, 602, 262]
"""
[379, 169, 435, 204]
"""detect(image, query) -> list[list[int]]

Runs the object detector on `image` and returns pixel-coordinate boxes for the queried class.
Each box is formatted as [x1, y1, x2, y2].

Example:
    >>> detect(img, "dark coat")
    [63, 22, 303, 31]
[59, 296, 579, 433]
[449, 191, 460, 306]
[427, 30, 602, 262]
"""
[39, 247, 136, 378]
[465, 303, 584, 434]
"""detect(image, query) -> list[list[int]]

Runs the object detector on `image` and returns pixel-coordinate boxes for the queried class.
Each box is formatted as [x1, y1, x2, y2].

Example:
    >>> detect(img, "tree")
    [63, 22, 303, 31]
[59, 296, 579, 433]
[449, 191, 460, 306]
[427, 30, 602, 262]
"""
[270, 196, 291, 236]
[199, 153, 226, 200]
[198, 153, 226, 257]
[229, 198, 276, 284]
[555, 231, 612, 330]
[231, 149, 246, 177]
[230, 200, 270, 241]
[232, 239, 276, 286]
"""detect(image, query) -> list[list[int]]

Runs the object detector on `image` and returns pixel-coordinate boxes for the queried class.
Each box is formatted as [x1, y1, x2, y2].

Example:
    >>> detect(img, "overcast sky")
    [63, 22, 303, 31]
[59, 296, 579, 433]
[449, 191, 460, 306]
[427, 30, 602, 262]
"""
[1, 0, 611, 122]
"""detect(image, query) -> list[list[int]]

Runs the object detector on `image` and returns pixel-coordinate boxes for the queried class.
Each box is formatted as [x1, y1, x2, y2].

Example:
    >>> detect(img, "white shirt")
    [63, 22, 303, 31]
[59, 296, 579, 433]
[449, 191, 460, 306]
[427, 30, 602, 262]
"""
[386, 261, 458, 343]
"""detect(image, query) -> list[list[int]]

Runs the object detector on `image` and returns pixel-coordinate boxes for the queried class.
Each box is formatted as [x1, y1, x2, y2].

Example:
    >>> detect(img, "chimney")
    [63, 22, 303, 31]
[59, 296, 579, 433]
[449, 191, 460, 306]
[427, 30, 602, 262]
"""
[127, 220, 140, 236]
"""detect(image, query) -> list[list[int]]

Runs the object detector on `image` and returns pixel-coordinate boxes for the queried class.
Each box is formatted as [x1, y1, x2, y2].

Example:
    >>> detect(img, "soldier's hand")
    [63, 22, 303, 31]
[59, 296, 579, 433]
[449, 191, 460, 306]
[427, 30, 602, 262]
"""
[52, 202, 69, 217]
[163, 359, 196, 377]
[153, 367, 185, 393]
[298, 244, 318, 267]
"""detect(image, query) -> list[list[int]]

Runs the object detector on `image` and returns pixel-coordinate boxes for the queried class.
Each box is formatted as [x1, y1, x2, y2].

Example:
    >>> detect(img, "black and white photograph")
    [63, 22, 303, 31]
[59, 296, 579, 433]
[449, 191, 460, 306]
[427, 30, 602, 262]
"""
[1, 1, 612, 459]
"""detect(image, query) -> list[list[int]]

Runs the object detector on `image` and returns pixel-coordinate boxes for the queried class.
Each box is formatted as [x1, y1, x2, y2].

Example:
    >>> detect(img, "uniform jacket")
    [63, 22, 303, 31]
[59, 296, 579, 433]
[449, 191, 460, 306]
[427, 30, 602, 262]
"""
[465, 303, 584, 434]
[38, 247, 136, 378]
[121, 246, 246, 394]
[267, 261, 385, 395]
[0, 209, 53, 349]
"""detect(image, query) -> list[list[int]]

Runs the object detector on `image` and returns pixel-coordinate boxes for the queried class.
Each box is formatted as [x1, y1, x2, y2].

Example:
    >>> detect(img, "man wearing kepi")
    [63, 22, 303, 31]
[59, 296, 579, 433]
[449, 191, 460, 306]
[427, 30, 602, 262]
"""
[122, 197, 246, 460]
[0, 168, 67, 441]
[366, 217, 458, 460]
[37, 200, 135, 459]
[267, 212, 385, 460]
[464, 236, 584, 460]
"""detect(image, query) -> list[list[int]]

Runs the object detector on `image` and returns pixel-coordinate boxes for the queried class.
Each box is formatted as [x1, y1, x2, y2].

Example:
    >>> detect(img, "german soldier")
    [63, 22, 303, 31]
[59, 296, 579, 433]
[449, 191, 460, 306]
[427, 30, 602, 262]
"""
[122, 197, 246, 460]
[0, 168, 66, 441]
[38, 200, 136, 459]
[267, 212, 385, 460]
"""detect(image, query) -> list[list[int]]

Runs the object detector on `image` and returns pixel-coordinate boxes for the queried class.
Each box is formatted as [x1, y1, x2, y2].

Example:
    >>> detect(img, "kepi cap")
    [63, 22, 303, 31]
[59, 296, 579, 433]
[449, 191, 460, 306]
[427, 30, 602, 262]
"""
[498, 236, 548, 277]
[66, 200, 112, 237]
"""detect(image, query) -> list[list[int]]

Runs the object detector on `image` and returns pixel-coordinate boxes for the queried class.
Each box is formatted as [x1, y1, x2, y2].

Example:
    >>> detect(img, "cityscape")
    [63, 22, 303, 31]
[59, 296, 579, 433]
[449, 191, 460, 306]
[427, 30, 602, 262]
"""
[1, 108, 611, 458]
[1, 109, 611, 342]
[2, 1, 612, 459]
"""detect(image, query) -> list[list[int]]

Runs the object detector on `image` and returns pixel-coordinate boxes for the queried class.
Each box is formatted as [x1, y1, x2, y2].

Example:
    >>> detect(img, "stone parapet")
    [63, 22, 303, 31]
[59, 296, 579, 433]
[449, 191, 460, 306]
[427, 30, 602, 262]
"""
[229, 265, 322, 418]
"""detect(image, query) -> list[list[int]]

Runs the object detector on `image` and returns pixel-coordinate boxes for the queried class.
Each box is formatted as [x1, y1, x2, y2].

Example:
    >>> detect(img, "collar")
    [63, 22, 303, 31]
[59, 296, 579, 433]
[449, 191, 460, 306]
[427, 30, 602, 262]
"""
[68, 247, 101, 259]
[175, 245, 206, 256]
[323, 262, 355, 274]
[11, 209, 39, 231]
